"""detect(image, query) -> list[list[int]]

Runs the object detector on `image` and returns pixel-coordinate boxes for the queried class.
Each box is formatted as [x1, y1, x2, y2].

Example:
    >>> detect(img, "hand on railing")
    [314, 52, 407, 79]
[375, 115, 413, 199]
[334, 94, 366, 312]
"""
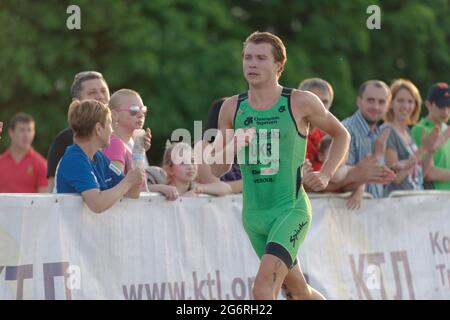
[346, 186, 364, 210]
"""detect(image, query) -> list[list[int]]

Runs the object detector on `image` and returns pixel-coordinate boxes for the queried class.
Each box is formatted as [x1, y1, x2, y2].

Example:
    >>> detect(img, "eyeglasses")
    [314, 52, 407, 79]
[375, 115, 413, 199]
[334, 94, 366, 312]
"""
[114, 105, 148, 116]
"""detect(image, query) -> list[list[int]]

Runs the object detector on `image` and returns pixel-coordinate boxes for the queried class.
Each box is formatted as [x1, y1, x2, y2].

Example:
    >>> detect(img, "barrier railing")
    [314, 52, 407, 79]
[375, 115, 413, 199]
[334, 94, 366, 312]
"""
[1, 191, 450, 299]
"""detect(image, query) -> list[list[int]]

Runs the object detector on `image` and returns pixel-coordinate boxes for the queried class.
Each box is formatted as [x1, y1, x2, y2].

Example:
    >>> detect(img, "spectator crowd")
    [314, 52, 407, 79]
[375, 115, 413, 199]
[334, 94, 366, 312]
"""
[1, 70, 449, 213]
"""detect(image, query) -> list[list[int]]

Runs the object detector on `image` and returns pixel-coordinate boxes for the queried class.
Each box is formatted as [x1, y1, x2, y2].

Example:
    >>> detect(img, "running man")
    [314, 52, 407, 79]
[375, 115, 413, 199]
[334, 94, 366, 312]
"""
[209, 31, 350, 300]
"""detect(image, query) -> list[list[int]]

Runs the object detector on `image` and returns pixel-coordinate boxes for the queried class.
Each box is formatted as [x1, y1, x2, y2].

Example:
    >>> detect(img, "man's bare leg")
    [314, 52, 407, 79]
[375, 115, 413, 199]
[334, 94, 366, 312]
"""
[253, 254, 289, 300]
[281, 263, 325, 300]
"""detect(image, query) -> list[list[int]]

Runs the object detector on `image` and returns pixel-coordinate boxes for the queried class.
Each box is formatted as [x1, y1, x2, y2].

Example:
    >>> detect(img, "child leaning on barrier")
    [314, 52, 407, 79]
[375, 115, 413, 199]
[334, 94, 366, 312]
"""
[146, 142, 232, 201]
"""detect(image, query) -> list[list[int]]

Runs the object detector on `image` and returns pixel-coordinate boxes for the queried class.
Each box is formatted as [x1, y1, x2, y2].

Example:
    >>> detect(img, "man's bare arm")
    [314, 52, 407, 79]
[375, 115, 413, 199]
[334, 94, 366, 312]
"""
[297, 90, 350, 191]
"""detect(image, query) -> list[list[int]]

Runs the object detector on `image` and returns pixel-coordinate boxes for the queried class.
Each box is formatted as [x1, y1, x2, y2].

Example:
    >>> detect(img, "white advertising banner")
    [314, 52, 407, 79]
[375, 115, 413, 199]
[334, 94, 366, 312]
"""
[1, 192, 450, 300]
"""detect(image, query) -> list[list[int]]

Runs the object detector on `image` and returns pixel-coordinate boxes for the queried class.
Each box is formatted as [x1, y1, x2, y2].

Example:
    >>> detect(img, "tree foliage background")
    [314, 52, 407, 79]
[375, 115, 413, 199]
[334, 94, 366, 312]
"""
[0, 0, 449, 164]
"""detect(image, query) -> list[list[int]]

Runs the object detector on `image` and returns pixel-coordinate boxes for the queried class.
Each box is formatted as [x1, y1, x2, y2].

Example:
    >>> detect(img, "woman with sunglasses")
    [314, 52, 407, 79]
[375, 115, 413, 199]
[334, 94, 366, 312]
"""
[55, 99, 145, 213]
[103, 89, 152, 177]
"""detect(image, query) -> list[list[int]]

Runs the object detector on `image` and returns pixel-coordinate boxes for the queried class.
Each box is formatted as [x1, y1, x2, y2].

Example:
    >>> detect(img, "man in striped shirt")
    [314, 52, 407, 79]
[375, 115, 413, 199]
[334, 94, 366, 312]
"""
[342, 80, 394, 198]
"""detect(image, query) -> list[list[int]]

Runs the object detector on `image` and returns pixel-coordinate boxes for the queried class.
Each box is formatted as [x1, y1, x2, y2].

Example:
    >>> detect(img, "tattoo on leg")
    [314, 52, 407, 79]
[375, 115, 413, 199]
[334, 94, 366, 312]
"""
[272, 260, 282, 283]
[282, 283, 293, 299]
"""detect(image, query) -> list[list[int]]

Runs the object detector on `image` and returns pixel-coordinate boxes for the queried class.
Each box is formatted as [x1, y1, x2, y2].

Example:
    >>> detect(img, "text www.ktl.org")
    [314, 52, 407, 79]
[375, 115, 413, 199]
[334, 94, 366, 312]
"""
[123, 271, 254, 300]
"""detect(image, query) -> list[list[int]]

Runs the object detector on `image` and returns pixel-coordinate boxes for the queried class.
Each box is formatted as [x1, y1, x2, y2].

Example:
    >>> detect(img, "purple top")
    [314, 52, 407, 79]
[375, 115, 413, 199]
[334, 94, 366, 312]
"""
[220, 163, 241, 182]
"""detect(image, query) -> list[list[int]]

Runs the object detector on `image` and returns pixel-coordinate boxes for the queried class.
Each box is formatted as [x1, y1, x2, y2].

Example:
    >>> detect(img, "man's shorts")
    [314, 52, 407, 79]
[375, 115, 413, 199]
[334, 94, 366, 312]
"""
[242, 197, 312, 269]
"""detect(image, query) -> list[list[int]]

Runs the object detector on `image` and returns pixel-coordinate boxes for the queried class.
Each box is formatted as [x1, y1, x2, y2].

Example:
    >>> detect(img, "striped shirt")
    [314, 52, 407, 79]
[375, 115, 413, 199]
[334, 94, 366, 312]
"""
[342, 110, 384, 198]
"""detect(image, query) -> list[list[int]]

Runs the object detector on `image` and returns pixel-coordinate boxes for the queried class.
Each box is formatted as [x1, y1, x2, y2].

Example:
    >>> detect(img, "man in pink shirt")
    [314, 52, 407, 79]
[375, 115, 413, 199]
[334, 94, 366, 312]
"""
[0, 113, 48, 193]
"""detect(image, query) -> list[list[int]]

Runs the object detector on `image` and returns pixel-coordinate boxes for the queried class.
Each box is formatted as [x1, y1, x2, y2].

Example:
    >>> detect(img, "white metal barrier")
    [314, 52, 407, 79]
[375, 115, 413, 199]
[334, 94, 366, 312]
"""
[1, 191, 450, 300]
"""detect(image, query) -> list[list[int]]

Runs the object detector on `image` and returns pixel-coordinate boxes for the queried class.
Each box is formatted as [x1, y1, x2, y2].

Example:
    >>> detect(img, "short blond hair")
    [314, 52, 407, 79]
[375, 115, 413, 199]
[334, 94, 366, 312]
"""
[108, 88, 141, 109]
[68, 99, 110, 139]
[385, 79, 422, 125]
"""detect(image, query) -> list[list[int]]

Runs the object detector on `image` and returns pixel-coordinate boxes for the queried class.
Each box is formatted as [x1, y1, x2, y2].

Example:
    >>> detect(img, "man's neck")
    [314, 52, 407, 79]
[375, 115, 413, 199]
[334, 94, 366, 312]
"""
[9, 145, 30, 162]
[358, 111, 379, 132]
[248, 82, 282, 109]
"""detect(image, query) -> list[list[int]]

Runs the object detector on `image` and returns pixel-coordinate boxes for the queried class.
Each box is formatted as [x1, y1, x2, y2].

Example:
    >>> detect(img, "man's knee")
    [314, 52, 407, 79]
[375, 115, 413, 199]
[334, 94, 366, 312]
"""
[291, 288, 312, 300]
[282, 281, 311, 300]
[252, 277, 275, 300]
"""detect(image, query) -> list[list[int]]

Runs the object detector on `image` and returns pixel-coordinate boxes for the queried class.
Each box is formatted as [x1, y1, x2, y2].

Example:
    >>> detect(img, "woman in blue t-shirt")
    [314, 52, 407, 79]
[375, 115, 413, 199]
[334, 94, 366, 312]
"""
[56, 99, 145, 213]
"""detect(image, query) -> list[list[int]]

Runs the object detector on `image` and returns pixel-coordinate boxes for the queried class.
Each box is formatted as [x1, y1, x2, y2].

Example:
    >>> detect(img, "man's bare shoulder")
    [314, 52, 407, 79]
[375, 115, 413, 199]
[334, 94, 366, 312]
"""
[291, 89, 319, 108]
[221, 95, 240, 114]
[289, 89, 321, 119]
[218, 95, 240, 127]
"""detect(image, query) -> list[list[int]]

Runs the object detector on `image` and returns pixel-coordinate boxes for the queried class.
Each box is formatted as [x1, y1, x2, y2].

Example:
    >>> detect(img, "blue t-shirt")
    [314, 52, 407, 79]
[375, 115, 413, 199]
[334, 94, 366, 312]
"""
[56, 144, 124, 193]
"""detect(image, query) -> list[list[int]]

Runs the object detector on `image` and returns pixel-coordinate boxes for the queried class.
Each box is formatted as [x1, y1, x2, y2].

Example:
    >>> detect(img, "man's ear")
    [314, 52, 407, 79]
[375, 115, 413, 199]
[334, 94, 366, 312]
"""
[424, 100, 432, 111]
[356, 96, 362, 110]
[275, 61, 282, 76]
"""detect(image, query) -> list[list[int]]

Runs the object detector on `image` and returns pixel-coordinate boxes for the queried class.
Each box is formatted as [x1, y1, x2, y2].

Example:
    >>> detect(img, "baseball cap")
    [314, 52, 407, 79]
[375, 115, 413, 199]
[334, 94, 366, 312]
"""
[427, 82, 450, 108]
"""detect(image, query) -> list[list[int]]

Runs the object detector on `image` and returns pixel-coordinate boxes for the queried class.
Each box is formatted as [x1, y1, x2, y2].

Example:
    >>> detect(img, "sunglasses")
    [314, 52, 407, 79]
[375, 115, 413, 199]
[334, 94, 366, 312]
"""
[114, 105, 148, 116]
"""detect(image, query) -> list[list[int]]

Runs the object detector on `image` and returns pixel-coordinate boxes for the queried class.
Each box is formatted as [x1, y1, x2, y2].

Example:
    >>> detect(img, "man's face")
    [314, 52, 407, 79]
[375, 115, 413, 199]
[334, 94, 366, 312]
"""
[78, 79, 110, 104]
[307, 87, 333, 110]
[357, 84, 390, 125]
[243, 42, 280, 86]
[426, 101, 450, 125]
[8, 121, 35, 150]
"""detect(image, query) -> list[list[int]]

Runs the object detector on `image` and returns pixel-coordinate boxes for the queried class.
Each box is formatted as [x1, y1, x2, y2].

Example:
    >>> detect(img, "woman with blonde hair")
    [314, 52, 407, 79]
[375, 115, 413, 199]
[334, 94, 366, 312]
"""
[381, 79, 438, 194]
[55, 99, 145, 213]
[103, 89, 152, 175]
